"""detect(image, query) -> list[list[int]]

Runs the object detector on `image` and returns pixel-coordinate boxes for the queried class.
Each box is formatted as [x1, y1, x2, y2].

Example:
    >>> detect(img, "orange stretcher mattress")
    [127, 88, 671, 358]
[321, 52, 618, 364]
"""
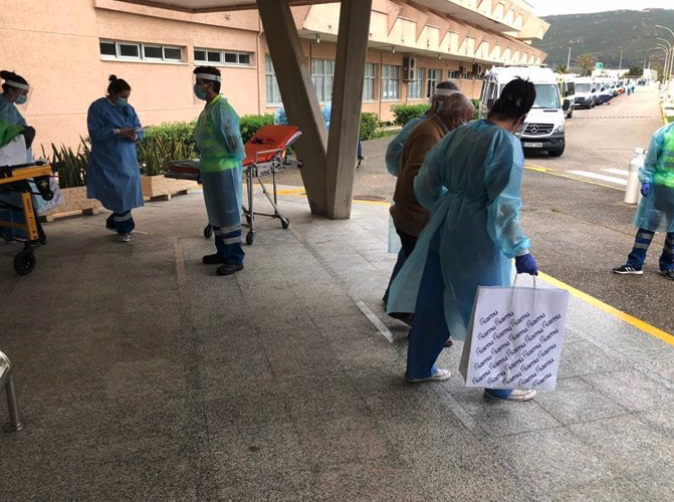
[243, 125, 302, 166]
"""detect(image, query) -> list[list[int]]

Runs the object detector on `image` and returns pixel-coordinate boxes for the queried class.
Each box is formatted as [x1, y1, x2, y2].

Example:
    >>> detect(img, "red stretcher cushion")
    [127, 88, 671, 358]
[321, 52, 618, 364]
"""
[244, 125, 301, 166]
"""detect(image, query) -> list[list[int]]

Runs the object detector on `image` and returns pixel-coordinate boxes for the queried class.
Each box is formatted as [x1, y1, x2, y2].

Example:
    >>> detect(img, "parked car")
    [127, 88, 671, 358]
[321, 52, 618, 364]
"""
[596, 86, 614, 105]
[574, 78, 597, 109]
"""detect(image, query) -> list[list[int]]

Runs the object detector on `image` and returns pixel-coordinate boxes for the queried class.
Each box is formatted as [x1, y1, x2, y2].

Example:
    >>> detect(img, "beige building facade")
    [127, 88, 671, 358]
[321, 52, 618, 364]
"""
[2, 0, 548, 151]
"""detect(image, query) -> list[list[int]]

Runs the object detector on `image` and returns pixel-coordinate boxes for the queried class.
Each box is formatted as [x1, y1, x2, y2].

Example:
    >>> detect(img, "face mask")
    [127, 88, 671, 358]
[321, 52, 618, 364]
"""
[194, 84, 208, 101]
[15, 94, 27, 105]
[116, 98, 128, 108]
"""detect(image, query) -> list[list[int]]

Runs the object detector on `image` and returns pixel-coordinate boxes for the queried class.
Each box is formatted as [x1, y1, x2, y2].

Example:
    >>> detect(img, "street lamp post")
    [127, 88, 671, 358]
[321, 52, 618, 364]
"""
[656, 25, 674, 93]
[656, 41, 672, 88]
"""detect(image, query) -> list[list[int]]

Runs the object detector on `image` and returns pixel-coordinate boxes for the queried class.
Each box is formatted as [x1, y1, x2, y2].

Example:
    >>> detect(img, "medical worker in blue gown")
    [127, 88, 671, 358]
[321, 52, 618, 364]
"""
[194, 66, 246, 277]
[613, 121, 674, 280]
[86, 75, 144, 243]
[382, 80, 460, 306]
[387, 78, 539, 402]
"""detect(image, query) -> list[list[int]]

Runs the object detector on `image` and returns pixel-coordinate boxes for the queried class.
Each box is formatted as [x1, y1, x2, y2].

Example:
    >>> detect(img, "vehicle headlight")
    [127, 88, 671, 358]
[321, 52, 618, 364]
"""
[554, 123, 565, 134]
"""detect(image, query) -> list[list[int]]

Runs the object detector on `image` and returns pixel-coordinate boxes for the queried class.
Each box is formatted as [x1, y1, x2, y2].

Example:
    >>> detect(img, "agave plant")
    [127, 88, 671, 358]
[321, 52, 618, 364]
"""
[41, 138, 90, 189]
[137, 136, 197, 176]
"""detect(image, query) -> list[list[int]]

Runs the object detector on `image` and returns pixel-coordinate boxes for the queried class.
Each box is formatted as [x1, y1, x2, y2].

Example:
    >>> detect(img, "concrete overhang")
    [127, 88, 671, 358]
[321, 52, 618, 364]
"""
[114, 0, 336, 13]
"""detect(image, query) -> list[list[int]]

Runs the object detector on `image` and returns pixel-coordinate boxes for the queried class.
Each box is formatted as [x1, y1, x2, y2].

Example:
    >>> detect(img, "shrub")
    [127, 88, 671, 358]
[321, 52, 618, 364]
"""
[41, 139, 90, 189]
[359, 113, 379, 141]
[391, 104, 430, 126]
[143, 121, 196, 149]
[239, 113, 275, 143]
[137, 136, 197, 176]
[471, 99, 481, 120]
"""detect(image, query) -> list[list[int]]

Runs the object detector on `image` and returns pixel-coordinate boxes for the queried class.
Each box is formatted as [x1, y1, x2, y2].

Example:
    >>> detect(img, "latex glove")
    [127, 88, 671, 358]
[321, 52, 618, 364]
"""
[641, 183, 651, 198]
[515, 254, 538, 276]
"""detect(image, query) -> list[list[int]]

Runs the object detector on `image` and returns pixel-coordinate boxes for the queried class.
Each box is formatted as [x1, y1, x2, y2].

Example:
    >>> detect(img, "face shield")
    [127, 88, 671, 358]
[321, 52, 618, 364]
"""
[192, 72, 221, 104]
[432, 88, 458, 113]
[6, 80, 32, 112]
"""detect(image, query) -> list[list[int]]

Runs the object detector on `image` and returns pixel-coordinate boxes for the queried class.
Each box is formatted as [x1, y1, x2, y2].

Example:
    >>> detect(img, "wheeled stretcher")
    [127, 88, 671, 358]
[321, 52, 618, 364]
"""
[165, 125, 302, 245]
[0, 161, 55, 275]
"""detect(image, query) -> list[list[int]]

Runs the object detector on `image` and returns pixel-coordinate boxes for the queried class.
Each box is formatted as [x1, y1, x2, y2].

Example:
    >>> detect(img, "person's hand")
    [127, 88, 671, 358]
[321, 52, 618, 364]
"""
[515, 254, 538, 276]
[118, 128, 136, 140]
[641, 183, 651, 198]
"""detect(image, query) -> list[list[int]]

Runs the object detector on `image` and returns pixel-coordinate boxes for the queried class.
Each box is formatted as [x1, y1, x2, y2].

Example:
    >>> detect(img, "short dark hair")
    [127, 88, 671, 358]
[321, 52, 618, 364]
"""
[436, 80, 460, 92]
[0, 70, 29, 94]
[193, 66, 222, 94]
[107, 75, 131, 95]
[488, 78, 536, 122]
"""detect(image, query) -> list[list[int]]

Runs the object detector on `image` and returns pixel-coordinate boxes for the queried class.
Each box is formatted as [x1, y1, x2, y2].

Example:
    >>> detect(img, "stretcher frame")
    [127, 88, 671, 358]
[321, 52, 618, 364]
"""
[0, 162, 53, 275]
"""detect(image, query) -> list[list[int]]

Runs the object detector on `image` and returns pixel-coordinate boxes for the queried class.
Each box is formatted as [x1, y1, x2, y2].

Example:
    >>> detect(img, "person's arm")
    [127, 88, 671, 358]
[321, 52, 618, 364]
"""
[212, 104, 245, 160]
[639, 127, 666, 184]
[131, 107, 144, 142]
[484, 134, 530, 259]
[413, 136, 449, 210]
[87, 102, 118, 142]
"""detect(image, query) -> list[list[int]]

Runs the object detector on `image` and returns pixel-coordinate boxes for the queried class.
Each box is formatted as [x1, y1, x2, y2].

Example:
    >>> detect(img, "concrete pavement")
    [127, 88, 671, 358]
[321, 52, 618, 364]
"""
[2, 188, 674, 501]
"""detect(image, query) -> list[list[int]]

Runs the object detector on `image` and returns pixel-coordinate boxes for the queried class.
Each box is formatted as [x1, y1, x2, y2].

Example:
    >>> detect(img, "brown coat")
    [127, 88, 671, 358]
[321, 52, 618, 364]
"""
[390, 115, 447, 237]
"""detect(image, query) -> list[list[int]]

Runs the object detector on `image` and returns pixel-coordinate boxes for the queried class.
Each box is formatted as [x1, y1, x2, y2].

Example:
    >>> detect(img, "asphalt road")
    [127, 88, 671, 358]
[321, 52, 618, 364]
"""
[277, 85, 674, 335]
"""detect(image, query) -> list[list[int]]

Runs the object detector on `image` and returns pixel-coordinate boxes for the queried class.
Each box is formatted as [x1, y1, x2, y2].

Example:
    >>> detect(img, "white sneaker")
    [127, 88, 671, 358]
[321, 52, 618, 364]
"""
[406, 368, 451, 383]
[118, 233, 131, 243]
[484, 389, 537, 402]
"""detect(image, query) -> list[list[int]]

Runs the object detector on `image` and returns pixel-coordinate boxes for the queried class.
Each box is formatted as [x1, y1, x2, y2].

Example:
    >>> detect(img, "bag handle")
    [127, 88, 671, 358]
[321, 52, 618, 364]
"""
[510, 274, 538, 309]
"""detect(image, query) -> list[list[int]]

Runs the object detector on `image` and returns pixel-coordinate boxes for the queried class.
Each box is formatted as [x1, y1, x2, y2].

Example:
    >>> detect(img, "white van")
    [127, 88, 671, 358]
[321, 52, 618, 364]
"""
[557, 75, 576, 119]
[480, 66, 570, 158]
[574, 77, 597, 109]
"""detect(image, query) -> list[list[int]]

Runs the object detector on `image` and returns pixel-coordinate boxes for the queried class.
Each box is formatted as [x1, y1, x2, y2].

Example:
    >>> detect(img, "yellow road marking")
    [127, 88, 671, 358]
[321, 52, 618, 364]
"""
[539, 271, 674, 347]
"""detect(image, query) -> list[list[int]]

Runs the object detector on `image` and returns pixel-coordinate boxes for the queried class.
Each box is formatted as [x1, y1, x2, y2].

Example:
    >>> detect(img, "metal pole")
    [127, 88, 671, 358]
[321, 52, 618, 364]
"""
[566, 47, 571, 69]
[656, 26, 674, 91]
[3, 374, 24, 432]
[619, 50, 623, 71]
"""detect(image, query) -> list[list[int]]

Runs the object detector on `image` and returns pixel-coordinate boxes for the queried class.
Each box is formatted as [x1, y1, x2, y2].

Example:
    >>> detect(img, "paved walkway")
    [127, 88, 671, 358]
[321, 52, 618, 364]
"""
[1, 188, 674, 501]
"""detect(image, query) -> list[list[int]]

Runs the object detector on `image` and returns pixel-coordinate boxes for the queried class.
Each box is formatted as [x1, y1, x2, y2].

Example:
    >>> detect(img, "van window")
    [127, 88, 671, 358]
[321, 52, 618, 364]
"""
[567, 82, 575, 96]
[532, 84, 561, 109]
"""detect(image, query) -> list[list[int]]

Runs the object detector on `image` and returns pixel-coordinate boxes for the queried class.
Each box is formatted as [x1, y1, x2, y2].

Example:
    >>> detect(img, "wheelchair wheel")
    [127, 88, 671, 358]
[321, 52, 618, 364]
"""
[14, 250, 36, 276]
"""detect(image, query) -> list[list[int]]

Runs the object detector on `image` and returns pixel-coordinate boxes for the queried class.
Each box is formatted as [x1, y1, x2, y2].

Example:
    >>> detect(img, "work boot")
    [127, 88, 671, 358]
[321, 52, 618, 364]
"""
[217, 263, 244, 276]
[203, 254, 228, 265]
[662, 269, 674, 281]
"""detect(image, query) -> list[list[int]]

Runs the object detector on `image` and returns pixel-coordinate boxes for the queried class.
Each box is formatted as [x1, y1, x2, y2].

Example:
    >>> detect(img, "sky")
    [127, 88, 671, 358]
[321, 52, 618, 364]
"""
[530, 0, 673, 16]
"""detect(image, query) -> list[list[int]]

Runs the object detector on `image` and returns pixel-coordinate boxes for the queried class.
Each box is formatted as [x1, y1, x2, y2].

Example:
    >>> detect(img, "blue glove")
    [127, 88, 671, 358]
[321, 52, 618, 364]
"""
[641, 183, 651, 198]
[515, 254, 538, 276]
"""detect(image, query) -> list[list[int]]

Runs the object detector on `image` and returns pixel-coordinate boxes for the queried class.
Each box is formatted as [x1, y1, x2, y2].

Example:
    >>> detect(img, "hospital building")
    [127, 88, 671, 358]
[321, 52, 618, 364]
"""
[3, 0, 549, 150]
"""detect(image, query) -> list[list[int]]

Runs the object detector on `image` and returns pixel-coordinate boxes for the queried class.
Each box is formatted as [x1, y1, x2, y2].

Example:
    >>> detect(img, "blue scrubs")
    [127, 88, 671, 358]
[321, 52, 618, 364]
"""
[389, 120, 530, 387]
[86, 98, 144, 233]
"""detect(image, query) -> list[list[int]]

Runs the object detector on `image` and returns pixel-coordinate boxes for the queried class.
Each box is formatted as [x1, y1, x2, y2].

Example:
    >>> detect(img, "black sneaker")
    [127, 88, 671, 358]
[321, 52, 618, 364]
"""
[217, 263, 244, 276]
[203, 254, 228, 265]
[662, 269, 674, 281]
[612, 265, 643, 275]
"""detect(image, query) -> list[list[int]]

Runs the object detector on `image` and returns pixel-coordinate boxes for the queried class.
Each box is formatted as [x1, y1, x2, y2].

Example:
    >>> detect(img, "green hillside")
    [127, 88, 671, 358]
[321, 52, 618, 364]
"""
[532, 9, 674, 71]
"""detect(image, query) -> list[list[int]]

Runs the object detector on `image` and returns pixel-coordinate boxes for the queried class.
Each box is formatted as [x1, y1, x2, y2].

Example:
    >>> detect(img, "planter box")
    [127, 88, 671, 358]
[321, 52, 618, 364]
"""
[141, 175, 197, 201]
[40, 186, 102, 222]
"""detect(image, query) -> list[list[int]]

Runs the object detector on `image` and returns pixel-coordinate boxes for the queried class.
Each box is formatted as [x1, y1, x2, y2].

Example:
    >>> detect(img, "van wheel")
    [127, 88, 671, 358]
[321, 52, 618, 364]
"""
[549, 147, 565, 158]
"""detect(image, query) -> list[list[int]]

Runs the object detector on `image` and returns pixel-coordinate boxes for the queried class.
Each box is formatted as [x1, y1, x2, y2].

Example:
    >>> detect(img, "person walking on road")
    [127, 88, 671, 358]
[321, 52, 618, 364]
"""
[613, 122, 674, 280]
[387, 78, 539, 402]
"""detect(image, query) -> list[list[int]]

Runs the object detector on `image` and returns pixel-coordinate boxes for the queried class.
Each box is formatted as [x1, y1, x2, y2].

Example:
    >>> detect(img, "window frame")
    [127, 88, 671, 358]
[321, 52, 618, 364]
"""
[381, 64, 401, 102]
[100, 39, 185, 64]
[194, 48, 255, 67]
[407, 68, 425, 101]
[363, 62, 377, 103]
[426, 69, 441, 99]
[311, 58, 335, 104]
[265, 54, 283, 105]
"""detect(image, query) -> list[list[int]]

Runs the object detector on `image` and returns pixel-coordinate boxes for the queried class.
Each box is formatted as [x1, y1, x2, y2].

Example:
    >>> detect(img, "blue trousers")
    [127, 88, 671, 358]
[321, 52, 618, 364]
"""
[626, 228, 674, 271]
[106, 211, 135, 235]
[406, 232, 513, 398]
[214, 226, 245, 266]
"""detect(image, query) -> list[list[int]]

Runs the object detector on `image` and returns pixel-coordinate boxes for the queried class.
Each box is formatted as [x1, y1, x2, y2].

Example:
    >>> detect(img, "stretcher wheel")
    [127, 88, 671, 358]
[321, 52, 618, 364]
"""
[14, 250, 36, 276]
[204, 225, 213, 239]
[246, 231, 255, 246]
[281, 218, 290, 230]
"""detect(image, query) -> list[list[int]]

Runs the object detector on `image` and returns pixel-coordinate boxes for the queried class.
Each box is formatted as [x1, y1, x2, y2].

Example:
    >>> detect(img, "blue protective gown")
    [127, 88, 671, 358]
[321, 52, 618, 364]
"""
[634, 122, 674, 233]
[387, 120, 530, 341]
[274, 106, 288, 126]
[195, 95, 245, 229]
[385, 117, 424, 176]
[322, 103, 331, 130]
[86, 98, 144, 213]
[0, 95, 27, 128]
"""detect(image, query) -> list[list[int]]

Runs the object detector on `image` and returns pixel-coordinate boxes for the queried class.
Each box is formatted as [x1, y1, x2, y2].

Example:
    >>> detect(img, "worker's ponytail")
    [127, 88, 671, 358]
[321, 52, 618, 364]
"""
[489, 78, 536, 122]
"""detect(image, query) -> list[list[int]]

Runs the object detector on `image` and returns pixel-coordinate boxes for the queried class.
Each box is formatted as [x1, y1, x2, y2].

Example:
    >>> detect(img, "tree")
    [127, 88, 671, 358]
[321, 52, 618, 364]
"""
[627, 66, 643, 77]
[555, 64, 568, 74]
[576, 54, 596, 76]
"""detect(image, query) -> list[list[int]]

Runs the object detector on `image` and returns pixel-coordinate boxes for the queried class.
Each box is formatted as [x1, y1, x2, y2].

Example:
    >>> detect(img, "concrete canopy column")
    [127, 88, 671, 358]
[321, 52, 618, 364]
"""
[257, 0, 328, 215]
[325, 0, 373, 219]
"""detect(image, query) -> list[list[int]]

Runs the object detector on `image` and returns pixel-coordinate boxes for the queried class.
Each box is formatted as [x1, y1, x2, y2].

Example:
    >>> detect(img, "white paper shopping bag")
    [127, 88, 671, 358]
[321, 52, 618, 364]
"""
[459, 281, 570, 392]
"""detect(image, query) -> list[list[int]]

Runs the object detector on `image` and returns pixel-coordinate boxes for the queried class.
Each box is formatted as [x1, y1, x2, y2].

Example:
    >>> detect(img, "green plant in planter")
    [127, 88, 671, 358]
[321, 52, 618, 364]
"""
[41, 138, 90, 189]
[137, 136, 198, 176]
